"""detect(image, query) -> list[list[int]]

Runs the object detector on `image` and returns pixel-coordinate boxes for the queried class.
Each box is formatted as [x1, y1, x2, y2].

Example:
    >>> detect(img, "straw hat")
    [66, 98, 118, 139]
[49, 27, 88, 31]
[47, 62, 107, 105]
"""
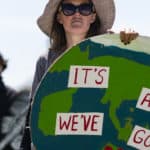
[37, 0, 115, 37]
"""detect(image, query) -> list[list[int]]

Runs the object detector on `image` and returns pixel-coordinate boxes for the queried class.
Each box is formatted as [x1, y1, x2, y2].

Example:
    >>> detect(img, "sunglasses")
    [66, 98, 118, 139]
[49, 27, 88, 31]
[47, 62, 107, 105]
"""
[60, 3, 95, 16]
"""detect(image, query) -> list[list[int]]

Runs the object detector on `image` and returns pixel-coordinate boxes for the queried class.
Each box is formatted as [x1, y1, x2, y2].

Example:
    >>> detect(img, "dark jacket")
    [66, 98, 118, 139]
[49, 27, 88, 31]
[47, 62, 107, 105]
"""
[0, 76, 16, 133]
[0, 76, 17, 149]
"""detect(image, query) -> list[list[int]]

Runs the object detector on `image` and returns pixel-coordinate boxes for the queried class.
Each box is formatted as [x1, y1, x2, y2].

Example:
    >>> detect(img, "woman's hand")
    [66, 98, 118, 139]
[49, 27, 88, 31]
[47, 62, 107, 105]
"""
[120, 30, 139, 45]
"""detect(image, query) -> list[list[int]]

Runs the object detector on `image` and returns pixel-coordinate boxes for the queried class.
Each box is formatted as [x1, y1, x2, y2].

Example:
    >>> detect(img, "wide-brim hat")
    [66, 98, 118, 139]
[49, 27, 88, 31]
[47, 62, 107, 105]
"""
[37, 0, 115, 37]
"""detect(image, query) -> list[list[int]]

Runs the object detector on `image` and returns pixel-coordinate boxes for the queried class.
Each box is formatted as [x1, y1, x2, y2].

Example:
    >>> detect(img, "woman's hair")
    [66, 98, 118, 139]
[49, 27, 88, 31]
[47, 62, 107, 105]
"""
[50, 11, 67, 51]
[0, 54, 7, 71]
[50, 3, 101, 52]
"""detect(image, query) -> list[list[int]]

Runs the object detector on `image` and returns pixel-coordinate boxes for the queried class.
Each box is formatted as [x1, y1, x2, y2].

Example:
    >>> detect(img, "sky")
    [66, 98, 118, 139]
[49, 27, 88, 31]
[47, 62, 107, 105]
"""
[0, 0, 150, 90]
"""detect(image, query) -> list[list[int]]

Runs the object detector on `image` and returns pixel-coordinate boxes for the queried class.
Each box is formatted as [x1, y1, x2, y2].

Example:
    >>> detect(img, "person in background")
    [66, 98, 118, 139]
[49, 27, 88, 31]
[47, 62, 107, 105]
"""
[0, 53, 17, 149]
[0, 53, 29, 150]
[20, 0, 138, 149]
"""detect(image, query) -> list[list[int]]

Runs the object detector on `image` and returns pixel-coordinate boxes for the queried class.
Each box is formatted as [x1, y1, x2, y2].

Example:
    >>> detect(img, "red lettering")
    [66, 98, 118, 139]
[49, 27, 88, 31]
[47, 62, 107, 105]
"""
[91, 115, 99, 131]
[57, 113, 102, 134]
[140, 93, 150, 107]
[73, 68, 79, 84]
[95, 69, 107, 85]
[82, 68, 93, 84]
[59, 116, 72, 130]
[133, 129, 145, 144]
[71, 115, 78, 131]
[81, 115, 92, 131]
[144, 135, 150, 147]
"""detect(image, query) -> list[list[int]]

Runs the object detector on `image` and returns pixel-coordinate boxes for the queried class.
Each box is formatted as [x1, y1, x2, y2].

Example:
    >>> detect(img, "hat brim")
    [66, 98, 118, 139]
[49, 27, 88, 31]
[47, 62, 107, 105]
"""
[37, 0, 115, 36]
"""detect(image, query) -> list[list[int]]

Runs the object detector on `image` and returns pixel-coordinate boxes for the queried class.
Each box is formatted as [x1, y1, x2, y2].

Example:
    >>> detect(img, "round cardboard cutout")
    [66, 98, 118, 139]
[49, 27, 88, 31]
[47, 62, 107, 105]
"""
[31, 34, 150, 150]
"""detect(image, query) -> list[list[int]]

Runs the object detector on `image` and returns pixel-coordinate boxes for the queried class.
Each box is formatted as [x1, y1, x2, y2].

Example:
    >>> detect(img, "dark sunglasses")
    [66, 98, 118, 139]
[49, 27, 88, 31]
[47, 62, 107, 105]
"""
[60, 3, 95, 16]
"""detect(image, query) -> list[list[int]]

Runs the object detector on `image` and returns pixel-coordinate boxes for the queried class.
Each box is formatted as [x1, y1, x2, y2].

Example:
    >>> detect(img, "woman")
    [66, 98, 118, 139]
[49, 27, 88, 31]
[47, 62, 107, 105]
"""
[20, 0, 115, 149]
[31, 0, 115, 98]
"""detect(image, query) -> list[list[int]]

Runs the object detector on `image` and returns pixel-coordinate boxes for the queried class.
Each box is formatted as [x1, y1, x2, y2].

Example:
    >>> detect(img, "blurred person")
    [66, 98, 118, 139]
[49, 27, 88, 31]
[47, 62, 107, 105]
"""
[0, 53, 29, 150]
[0, 53, 17, 149]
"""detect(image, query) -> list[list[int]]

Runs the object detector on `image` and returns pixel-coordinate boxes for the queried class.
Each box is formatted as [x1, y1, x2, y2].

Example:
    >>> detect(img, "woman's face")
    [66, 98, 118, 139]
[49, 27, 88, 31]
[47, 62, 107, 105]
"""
[57, 0, 96, 36]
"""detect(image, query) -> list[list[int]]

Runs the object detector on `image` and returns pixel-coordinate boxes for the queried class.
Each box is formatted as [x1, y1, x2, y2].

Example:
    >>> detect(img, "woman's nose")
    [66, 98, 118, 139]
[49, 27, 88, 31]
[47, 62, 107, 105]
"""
[73, 11, 81, 16]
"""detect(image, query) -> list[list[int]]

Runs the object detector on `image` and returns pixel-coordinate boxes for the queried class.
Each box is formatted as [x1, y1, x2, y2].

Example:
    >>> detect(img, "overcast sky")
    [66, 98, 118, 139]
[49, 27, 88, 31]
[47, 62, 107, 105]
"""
[0, 0, 150, 90]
